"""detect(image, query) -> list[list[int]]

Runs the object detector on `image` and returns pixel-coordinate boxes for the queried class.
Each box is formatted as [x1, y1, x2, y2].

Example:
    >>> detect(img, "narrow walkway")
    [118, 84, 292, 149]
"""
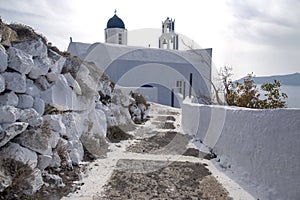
[63, 103, 254, 200]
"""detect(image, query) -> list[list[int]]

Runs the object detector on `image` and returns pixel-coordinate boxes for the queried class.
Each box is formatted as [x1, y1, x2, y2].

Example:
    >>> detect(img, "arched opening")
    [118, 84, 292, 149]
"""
[141, 84, 154, 88]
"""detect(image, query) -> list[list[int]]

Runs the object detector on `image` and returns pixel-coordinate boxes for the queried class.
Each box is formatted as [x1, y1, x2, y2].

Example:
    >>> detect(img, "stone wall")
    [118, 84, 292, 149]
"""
[0, 35, 135, 196]
[182, 100, 300, 200]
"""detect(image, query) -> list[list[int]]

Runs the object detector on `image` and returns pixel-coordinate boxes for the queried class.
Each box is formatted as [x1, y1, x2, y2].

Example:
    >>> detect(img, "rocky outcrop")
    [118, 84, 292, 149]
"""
[0, 21, 145, 198]
[0, 19, 151, 198]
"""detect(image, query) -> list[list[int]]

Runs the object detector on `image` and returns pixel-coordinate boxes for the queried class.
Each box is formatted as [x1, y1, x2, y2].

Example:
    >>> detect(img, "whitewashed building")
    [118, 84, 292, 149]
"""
[68, 12, 213, 107]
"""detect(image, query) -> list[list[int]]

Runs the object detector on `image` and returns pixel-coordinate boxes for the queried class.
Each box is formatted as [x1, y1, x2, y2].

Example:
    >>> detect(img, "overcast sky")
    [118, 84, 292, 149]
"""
[0, 0, 299, 79]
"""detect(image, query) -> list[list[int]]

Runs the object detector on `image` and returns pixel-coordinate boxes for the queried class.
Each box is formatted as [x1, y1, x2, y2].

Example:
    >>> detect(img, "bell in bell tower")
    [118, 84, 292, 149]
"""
[159, 17, 179, 50]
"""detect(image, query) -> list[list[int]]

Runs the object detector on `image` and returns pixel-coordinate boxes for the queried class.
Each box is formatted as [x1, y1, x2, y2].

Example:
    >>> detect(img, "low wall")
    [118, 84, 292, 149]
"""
[182, 101, 300, 200]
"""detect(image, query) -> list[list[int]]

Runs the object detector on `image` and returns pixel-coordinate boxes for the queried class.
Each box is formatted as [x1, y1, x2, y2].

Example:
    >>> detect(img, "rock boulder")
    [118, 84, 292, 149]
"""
[13, 125, 59, 156]
[25, 79, 41, 97]
[17, 94, 34, 109]
[8, 47, 33, 74]
[0, 142, 38, 169]
[2, 72, 26, 93]
[29, 56, 50, 79]
[0, 105, 22, 123]
[22, 169, 44, 195]
[19, 108, 43, 127]
[33, 97, 45, 116]
[0, 122, 28, 147]
[12, 38, 47, 58]
[0, 92, 19, 106]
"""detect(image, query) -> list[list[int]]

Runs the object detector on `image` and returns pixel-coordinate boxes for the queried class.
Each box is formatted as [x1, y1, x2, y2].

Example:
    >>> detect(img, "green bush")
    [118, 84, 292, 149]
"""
[226, 74, 288, 109]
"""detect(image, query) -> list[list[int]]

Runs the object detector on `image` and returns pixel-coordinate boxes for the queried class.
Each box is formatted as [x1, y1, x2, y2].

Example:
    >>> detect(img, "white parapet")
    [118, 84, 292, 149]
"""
[182, 100, 300, 200]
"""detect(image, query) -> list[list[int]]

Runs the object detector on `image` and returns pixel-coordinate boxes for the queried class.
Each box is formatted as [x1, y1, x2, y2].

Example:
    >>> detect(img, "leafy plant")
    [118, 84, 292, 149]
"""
[260, 80, 288, 109]
[227, 73, 261, 108]
[220, 67, 288, 109]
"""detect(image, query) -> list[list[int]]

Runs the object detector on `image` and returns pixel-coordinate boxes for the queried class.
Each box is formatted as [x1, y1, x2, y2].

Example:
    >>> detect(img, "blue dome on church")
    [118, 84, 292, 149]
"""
[107, 14, 125, 29]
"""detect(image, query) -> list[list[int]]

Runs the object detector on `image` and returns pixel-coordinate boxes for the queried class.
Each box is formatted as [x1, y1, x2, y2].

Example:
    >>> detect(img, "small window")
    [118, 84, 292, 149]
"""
[176, 80, 183, 94]
[118, 33, 122, 44]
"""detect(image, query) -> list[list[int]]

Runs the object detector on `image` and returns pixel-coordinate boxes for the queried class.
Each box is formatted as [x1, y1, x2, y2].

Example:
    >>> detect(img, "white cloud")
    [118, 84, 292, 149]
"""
[223, 0, 300, 78]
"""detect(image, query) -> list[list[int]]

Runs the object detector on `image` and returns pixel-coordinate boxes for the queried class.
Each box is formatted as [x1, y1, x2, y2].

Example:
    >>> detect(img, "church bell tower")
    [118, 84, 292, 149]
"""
[105, 10, 127, 45]
[159, 17, 178, 50]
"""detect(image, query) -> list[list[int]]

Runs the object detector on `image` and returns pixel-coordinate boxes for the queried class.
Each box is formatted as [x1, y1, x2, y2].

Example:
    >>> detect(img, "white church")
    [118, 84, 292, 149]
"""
[67, 12, 213, 107]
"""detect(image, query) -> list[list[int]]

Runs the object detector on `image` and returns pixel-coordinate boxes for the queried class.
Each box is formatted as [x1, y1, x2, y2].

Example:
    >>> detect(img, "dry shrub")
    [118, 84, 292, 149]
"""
[0, 158, 34, 199]
[8, 23, 47, 44]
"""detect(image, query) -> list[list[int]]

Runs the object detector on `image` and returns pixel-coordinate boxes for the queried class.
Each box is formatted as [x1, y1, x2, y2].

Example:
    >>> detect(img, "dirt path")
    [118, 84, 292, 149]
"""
[62, 103, 254, 200]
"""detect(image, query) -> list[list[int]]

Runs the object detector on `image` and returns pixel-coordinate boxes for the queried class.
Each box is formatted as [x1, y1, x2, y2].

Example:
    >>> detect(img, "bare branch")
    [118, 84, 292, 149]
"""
[181, 39, 211, 67]
[181, 39, 225, 105]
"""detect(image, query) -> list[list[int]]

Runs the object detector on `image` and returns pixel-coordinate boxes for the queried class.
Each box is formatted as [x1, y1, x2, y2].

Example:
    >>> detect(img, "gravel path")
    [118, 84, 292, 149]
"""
[101, 159, 231, 200]
[62, 103, 254, 200]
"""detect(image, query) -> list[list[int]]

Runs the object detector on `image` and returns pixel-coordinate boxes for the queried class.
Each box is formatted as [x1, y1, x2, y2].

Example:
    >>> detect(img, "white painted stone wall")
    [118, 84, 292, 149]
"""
[182, 100, 300, 200]
[67, 42, 212, 107]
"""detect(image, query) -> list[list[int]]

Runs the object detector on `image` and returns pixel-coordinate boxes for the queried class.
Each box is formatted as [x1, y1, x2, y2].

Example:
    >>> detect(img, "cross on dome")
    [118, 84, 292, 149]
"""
[106, 10, 125, 29]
